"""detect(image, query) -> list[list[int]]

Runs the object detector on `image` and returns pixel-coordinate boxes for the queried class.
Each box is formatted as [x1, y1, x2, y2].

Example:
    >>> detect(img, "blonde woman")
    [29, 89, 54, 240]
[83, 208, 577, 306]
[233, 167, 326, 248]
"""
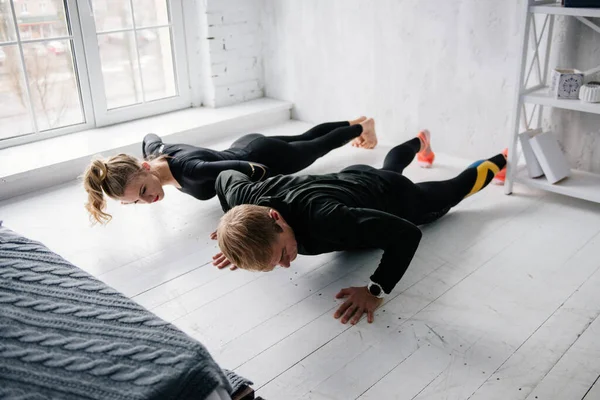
[83, 117, 377, 224]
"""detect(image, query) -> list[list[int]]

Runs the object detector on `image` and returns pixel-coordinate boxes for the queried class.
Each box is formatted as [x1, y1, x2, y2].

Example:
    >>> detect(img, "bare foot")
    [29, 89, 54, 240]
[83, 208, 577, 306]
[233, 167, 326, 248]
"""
[351, 135, 365, 147]
[350, 116, 368, 147]
[354, 118, 377, 149]
[349, 116, 367, 126]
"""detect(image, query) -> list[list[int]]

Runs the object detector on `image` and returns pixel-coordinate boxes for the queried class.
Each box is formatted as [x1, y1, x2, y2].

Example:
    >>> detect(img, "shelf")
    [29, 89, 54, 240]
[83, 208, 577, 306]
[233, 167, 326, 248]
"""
[523, 87, 600, 114]
[530, 3, 600, 17]
[515, 168, 600, 203]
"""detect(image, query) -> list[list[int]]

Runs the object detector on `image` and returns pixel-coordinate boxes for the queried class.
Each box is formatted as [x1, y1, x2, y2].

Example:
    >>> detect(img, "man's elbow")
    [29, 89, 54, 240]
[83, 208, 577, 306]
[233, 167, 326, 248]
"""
[407, 226, 423, 249]
[414, 227, 423, 242]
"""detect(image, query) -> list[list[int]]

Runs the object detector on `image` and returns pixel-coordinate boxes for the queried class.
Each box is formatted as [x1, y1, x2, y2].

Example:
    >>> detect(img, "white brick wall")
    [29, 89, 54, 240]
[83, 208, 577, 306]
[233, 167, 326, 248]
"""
[201, 0, 264, 107]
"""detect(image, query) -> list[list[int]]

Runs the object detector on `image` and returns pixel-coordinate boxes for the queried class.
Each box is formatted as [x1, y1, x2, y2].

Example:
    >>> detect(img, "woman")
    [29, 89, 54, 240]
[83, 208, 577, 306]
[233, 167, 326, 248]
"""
[83, 117, 378, 224]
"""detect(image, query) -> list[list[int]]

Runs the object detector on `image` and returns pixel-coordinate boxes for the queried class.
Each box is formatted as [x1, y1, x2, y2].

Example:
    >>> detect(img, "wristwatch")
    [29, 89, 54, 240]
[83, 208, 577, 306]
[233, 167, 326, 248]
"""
[367, 281, 386, 298]
[248, 162, 267, 181]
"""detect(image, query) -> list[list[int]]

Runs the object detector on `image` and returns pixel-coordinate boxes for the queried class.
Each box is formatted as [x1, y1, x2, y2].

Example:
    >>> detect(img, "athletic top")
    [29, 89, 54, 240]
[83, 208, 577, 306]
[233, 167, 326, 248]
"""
[215, 169, 423, 294]
[142, 134, 267, 200]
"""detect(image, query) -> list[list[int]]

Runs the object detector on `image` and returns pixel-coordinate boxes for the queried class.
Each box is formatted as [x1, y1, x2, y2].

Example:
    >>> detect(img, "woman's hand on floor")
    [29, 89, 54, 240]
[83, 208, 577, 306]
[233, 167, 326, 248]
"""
[212, 252, 238, 270]
[334, 286, 383, 324]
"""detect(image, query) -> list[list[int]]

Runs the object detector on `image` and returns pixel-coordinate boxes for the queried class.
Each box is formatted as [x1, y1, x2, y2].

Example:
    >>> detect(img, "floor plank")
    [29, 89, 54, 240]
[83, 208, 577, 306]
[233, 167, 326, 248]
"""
[470, 237, 600, 399]
[524, 313, 600, 400]
[582, 376, 600, 400]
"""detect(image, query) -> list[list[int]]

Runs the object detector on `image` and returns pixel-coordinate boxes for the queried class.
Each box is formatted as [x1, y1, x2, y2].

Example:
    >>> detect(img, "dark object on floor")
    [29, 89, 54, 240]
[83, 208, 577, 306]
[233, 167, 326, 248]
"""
[233, 385, 255, 400]
[224, 369, 254, 399]
[0, 225, 252, 400]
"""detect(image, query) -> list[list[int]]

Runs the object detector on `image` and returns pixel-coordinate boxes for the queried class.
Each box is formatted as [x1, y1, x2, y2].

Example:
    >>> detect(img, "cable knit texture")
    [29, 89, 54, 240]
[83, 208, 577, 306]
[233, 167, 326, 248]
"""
[0, 225, 234, 400]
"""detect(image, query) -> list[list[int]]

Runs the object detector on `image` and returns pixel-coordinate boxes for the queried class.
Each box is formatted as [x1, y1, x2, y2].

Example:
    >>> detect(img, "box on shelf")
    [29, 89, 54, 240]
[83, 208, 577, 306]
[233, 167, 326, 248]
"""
[518, 128, 545, 178]
[562, 0, 600, 7]
[528, 131, 571, 184]
[549, 68, 584, 99]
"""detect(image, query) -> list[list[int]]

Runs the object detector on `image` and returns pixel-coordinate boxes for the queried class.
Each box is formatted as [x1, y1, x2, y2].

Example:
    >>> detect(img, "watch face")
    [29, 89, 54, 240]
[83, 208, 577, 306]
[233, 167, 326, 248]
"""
[369, 283, 382, 296]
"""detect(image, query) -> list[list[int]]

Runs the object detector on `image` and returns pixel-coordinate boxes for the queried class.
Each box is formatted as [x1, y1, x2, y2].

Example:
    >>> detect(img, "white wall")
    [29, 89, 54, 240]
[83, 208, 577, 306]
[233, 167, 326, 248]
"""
[261, 0, 600, 172]
[187, 0, 264, 107]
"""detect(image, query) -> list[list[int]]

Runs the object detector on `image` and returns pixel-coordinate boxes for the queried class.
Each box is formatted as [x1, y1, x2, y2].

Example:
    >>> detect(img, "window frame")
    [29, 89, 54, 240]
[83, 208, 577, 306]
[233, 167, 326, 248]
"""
[78, 0, 191, 127]
[0, 0, 192, 150]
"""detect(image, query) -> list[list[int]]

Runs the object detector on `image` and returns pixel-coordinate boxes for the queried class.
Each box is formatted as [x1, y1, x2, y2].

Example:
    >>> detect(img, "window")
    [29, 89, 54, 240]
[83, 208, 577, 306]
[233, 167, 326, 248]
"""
[0, 0, 84, 142]
[0, 0, 190, 148]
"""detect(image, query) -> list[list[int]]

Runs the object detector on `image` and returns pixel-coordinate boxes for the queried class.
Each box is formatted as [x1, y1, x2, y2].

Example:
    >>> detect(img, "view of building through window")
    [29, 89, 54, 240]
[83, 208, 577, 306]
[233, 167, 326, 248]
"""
[0, 0, 82, 140]
[92, 0, 176, 109]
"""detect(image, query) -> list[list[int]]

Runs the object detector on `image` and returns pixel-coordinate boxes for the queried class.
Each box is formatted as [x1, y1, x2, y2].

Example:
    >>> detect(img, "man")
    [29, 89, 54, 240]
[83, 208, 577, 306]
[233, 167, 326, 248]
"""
[212, 129, 507, 324]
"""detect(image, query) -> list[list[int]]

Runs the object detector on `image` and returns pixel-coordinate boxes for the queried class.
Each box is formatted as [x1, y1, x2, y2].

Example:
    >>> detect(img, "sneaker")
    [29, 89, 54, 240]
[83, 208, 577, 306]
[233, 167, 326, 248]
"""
[492, 148, 509, 185]
[417, 129, 435, 168]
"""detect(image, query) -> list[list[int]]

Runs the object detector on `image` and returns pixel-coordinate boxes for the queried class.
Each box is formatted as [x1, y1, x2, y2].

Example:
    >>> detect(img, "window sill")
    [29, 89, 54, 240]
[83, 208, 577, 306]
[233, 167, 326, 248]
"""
[0, 98, 292, 201]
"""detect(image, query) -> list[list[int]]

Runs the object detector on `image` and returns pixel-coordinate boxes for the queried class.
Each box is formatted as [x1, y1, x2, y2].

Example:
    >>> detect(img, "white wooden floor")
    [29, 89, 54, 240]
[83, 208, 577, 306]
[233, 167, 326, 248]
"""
[2, 120, 600, 400]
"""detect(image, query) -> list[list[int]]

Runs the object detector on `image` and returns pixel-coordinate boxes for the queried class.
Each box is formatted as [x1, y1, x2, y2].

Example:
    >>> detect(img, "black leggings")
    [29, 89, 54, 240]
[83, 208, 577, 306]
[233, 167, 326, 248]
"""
[229, 122, 362, 175]
[343, 138, 507, 225]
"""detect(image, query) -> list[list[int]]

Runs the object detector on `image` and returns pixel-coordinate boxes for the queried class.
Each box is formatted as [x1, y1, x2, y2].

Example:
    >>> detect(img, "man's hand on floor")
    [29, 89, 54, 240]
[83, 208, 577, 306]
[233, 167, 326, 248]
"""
[334, 286, 383, 324]
[210, 232, 237, 270]
[212, 252, 238, 270]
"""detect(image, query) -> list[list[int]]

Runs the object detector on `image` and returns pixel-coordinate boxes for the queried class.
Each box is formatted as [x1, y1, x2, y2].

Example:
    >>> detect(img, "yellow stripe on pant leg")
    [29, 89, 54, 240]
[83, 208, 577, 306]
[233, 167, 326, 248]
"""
[466, 161, 500, 198]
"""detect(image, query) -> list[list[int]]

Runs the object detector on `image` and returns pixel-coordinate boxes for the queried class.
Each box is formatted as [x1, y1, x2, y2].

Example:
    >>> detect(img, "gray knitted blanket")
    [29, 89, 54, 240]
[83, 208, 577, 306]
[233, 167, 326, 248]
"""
[0, 225, 241, 400]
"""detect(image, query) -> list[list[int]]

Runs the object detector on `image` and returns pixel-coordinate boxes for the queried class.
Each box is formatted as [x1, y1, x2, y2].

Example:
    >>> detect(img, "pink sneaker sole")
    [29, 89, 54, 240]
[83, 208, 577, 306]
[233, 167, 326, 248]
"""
[417, 130, 435, 168]
[492, 148, 508, 185]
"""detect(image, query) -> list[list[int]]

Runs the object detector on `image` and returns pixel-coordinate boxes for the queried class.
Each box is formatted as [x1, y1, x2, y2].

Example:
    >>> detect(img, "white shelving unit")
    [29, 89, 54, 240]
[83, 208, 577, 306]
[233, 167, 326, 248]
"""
[505, 0, 600, 204]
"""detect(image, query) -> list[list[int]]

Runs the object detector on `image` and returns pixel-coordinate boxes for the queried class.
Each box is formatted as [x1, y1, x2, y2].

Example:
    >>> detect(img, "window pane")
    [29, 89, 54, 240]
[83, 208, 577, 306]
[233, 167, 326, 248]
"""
[139, 27, 175, 101]
[132, 0, 169, 27]
[98, 31, 142, 109]
[22, 40, 84, 131]
[17, 0, 69, 40]
[0, 2, 17, 42]
[93, 0, 133, 32]
[0, 45, 34, 140]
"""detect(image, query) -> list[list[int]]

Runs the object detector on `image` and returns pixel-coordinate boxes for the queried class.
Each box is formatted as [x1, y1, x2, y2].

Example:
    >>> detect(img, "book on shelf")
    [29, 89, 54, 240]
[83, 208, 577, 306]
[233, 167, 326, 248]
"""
[519, 128, 545, 179]
[562, 0, 600, 7]
[528, 131, 571, 184]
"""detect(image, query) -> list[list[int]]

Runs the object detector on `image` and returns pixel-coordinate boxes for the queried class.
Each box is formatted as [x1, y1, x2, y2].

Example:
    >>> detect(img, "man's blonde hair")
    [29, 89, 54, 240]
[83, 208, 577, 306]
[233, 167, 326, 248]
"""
[217, 204, 283, 271]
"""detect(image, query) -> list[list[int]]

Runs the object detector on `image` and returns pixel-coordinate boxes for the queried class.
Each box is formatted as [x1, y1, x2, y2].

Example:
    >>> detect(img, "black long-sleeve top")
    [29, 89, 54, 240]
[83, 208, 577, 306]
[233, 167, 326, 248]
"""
[215, 169, 423, 294]
[143, 133, 265, 200]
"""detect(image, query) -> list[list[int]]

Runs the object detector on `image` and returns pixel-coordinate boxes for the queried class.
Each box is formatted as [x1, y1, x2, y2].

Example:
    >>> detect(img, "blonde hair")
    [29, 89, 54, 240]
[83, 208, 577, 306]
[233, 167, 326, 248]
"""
[217, 204, 283, 271]
[82, 154, 144, 225]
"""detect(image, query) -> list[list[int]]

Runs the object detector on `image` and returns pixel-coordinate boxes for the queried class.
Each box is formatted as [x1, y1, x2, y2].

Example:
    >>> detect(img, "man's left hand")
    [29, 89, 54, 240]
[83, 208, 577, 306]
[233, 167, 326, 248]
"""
[334, 286, 383, 324]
